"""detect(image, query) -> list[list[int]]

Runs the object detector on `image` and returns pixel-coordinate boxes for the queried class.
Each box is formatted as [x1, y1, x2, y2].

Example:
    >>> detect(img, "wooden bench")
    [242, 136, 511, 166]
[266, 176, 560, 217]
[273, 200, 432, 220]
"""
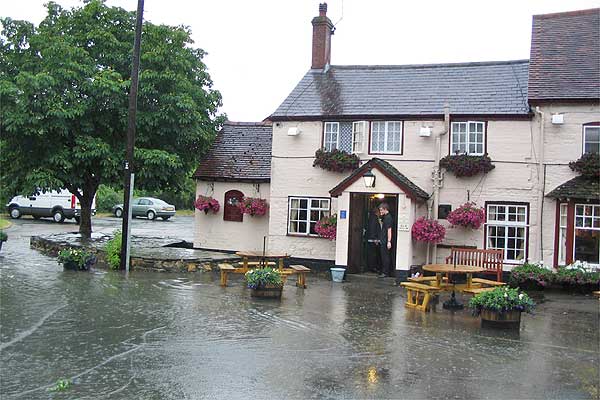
[408, 276, 449, 286]
[446, 248, 504, 282]
[471, 278, 506, 287]
[462, 287, 495, 295]
[289, 265, 311, 288]
[400, 282, 441, 312]
[219, 263, 236, 287]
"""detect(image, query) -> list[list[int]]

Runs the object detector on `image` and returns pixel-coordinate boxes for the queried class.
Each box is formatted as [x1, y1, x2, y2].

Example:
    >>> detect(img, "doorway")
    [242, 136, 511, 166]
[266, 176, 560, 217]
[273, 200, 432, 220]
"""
[347, 193, 398, 274]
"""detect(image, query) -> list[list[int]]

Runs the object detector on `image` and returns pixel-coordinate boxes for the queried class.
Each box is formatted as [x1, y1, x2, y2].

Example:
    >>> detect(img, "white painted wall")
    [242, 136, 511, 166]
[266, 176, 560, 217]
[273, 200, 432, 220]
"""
[194, 181, 270, 252]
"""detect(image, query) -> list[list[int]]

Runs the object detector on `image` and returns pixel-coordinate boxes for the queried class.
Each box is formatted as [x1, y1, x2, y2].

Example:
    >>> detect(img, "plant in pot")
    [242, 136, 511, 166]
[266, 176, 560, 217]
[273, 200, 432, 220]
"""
[245, 268, 284, 298]
[194, 195, 220, 214]
[469, 287, 535, 329]
[313, 149, 360, 173]
[447, 202, 485, 229]
[57, 248, 96, 271]
[509, 263, 554, 291]
[555, 262, 600, 294]
[238, 197, 268, 217]
[439, 153, 495, 177]
[315, 214, 337, 240]
[0, 230, 7, 252]
[411, 217, 446, 244]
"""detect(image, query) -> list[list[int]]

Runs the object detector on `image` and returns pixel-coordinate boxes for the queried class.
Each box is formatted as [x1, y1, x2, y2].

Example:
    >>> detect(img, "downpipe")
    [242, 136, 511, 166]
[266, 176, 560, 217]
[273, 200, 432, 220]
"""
[533, 106, 545, 263]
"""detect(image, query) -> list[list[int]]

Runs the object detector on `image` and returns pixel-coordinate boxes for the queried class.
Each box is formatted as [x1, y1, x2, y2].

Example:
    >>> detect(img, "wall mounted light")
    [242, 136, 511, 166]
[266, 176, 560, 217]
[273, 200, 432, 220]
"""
[363, 168, 376, 188]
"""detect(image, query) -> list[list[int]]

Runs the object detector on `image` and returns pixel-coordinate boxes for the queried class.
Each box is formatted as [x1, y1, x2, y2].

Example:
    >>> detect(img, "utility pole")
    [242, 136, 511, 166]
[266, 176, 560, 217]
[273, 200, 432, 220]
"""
[120, 0, 145, 272]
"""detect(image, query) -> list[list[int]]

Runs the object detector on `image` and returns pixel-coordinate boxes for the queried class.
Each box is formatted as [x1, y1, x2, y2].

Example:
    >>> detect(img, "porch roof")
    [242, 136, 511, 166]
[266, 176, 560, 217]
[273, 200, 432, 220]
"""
[546, 175, 600, 200]
[329, 158, 430, 201]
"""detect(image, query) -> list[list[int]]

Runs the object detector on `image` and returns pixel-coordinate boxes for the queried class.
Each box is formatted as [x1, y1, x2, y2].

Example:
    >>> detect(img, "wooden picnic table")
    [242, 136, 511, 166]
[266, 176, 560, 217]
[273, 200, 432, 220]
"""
[423, 264, 484, 310]
[235, 251, 290, 272]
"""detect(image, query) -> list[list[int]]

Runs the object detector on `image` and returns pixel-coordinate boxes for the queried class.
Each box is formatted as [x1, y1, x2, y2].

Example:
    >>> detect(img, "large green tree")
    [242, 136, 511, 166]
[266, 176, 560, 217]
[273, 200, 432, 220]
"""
[0, 0, 223, 236]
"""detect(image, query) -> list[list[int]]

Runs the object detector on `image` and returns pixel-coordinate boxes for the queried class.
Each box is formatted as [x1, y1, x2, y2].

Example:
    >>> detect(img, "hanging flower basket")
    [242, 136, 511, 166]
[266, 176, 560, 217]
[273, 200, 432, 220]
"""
[411, 217, 446, 243]
[238, 197, 268, 217]
[439, 153, 495, 177]
[194, 195, 220, 214]
[313, 149, 360, 173]
[447, 202, 486, 229]
[569, 153, 600, 179]
[315, 214, 337, 240]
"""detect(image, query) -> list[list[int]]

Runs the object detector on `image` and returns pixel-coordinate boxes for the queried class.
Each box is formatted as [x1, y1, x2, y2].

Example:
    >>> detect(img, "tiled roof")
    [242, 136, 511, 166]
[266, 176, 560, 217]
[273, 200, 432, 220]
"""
[330, 158, 429, 201]
[528, 8, 600, 101]
[271, 60, 530, 119]
[546, 176, 600, 200]
[193, 122, 272, 182]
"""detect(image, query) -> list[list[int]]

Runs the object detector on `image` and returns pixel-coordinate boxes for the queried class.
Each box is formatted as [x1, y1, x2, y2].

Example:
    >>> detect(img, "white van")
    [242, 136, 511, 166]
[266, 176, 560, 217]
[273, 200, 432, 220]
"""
[6, 189, 96, 223]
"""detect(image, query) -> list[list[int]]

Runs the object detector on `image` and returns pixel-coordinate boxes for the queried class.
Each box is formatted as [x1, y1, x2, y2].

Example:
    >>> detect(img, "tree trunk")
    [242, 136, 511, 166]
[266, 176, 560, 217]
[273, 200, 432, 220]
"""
[78, 184, 98, 239]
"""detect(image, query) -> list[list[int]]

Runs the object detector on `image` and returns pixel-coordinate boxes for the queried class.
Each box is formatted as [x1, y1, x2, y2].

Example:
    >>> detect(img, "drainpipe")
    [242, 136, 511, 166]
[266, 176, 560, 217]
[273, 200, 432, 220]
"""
[428, 103, 450, 264]
[533, 106, 545, 263]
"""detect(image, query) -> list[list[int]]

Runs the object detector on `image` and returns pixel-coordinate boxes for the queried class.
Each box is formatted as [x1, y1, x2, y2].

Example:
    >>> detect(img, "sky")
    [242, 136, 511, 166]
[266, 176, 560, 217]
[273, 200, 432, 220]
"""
[3, 0, 599, 122]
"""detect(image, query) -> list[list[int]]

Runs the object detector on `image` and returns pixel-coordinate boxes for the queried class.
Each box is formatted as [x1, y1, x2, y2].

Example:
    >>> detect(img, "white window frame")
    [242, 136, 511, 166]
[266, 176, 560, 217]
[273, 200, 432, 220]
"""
[351, 121, 367, 154]
[323, 122, 339, 152]
[583, 125, 600, 155]
[450, 121, 485, 155]
[369, 121, 402, 154]
[288, 197, 331, 236]
[558, 203, 568, 265]
[485, 203, 528, 263]
[573, 204, 600, 265]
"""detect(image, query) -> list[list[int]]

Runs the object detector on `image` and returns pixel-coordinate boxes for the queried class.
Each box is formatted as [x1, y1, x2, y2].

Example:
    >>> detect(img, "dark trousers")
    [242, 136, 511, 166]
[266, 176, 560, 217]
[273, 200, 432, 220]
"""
[367, 242, 381, 272]
[380, 245, 392, 277]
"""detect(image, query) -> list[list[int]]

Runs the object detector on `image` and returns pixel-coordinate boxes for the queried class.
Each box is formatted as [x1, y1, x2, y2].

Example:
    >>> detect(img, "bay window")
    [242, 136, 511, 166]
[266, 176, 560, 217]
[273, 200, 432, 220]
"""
[574, 204, 600, 264]
[288, 197, 331, 236]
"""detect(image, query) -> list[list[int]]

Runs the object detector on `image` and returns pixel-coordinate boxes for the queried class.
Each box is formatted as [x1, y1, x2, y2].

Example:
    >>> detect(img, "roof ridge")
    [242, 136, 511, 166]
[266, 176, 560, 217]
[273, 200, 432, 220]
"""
[533, 8, 599, 19]
[224, 121, 273, 126]
[329, 59, 529, 70]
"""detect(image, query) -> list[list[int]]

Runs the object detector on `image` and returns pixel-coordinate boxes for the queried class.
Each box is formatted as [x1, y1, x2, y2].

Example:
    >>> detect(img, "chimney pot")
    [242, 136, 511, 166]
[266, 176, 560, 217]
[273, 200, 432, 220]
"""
[319, 3, 327, 16]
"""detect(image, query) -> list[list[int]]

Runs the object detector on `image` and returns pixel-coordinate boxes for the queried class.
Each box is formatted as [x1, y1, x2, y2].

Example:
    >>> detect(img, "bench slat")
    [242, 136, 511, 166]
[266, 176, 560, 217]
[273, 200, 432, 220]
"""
[290, 265, 311, 271]
[472, 278, 506, 286]
[400, 282, 441, 291]
[218, 264, 235, 270]
[462, 287, 495, 295]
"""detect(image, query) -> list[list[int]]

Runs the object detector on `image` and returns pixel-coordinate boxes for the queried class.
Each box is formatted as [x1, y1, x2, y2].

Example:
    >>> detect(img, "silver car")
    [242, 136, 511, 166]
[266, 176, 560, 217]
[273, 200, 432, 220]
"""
[113, 197, 176, 220]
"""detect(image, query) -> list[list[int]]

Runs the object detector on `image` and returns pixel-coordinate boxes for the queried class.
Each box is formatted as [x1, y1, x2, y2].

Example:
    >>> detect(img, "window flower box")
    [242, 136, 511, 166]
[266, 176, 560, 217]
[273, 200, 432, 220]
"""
[194, 196, 220, 214]
[411, 217, 446, 243]
[313, 149, 360, 173]
[439, 153, 495, 177]
[238, 197, 268, 217]
[447, 202, 486, 229]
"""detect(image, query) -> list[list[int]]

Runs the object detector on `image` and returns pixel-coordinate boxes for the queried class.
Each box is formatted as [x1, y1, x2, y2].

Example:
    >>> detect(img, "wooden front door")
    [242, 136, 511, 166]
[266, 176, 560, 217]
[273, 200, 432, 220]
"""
[347, 193, 366, 273]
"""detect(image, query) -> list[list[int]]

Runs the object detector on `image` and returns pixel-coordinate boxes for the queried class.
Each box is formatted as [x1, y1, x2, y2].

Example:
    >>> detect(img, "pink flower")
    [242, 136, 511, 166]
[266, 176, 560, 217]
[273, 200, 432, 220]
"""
[194, 196, 220, 214]
[315, 215, 337, 240]
[238, 197, 268, 217]
[411, 217, 446, 243]
[447, 202, 485, 229]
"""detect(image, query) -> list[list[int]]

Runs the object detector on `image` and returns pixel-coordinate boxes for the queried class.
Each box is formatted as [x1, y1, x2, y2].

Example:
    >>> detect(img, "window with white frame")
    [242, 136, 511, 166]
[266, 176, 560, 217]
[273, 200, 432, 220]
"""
[451, 121, 485, 155]
[558, 204, 568, 265]
[486, 204, 528, 262]
[583, 125, 600, 154]
[323, 122, 339, 152]
[574, 204, 600, 265]
[352, 121, 367, 154]
[288, 197, 331, 235]
[370, 121, 402, 154]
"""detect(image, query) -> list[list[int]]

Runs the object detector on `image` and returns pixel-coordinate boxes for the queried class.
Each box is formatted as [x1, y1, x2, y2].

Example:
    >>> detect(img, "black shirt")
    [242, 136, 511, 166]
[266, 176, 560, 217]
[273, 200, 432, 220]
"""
[366, 212, 381, 240]
[380, 213, 393, 243]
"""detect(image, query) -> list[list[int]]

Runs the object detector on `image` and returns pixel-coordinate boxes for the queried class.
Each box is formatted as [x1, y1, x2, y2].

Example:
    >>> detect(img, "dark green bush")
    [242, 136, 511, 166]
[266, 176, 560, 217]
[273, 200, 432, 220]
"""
[104, 231, 122, 270]
[96, 185, 123, 212]
[509, 263, 554, 288]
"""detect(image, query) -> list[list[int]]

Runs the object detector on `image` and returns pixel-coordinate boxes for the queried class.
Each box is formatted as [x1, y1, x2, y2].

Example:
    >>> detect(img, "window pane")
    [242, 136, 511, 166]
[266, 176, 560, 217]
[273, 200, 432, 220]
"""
[584, 127, 600, 154]
[290, 221, 298, 233]
[321, 200, 330, 209]
[309, 222, 317, 235]
[300, 199, 308, 208]
[574, 229, 599, 264]
[298, 222, 307, 233]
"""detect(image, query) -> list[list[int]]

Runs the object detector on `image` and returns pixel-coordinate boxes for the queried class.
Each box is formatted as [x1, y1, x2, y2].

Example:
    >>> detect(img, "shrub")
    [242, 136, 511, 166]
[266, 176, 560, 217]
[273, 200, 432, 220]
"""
[509, 263, 554, 288]
[439, 153, 495, 177]
[569, 153, 600, 179]
[313, 149, 360, 173]
[239, 197, 268, 216]
[57, 248, 96, 270]
[104, 231, 122, 270]
[555, 264, 600, 287]
[469, 287, 535, 315]
[95, 185, 123, 212]
[0, 231, 7, 242]
[411, 217, 446, 243]
[245, 268, 283, 289]
[194, 196, 220, 214]
[315, 215, 337, 240]
[447, 202, 485, 229]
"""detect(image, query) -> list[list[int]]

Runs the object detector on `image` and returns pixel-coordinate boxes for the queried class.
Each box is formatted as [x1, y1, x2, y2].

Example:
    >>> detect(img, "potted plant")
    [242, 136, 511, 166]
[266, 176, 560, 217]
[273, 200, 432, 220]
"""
[315, 214, 337, 240]
[57, 248, 96, 271]
[439, 153, 495, 177]
[238, 197, 268, 217]
[469, 287, 535, 328]
[447, 202, 485, 229]
[194, 195, 220, 214]
[313, 149, 360, 173]
[509, 263, 554, 291]
[245, 268, 284, 298]
[0, 230, 7, 252]
[555, 262, 600, 294]
[411, 217, 446, 243]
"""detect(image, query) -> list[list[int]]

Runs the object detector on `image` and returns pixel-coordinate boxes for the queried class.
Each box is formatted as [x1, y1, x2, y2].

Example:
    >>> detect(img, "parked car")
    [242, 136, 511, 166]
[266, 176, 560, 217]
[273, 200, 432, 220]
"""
[112, 197, 176, 220]
[6, 189, 96, 223]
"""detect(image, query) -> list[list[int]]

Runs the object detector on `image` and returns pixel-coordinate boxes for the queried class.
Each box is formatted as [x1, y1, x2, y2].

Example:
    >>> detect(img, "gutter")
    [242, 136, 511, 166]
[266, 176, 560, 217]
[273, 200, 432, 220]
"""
[533, 106, 545, 263]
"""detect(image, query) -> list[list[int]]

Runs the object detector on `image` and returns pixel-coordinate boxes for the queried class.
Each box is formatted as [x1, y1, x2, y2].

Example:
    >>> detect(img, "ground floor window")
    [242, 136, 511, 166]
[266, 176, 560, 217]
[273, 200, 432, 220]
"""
[554, 201, 600, 266]
[485, 203, 528, 263]
[288, 197, 330, 236]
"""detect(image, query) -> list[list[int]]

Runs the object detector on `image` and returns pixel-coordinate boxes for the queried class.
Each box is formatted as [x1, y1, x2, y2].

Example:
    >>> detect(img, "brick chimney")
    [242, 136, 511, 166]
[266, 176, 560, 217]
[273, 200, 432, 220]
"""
[311, 3, 334, 69]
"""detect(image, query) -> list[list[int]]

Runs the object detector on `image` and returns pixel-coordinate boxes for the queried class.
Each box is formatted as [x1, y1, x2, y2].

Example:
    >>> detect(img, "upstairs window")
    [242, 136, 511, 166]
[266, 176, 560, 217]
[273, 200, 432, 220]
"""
[583, 124, 600, 154]
[370, 121, 402, 154]
[352, 121, 367, 154]
[224, 190, 243, 222]
[323, 122, 339, 151]
[451, 121, 485, 155]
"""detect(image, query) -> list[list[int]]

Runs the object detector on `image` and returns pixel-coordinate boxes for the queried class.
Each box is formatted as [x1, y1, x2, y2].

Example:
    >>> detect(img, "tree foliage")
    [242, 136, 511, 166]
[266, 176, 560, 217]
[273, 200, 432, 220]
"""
[0, 0, 224, 236]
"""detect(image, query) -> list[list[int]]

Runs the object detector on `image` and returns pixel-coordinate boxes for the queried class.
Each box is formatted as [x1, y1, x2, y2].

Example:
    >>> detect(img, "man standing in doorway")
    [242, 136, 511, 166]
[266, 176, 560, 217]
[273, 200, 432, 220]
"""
[378, 203, 393, 278]
[366, 207, 382, 274]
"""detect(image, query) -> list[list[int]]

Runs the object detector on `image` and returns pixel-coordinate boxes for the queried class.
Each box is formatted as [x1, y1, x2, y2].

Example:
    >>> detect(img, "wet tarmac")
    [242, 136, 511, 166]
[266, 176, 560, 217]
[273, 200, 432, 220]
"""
[1, 217, 599, 399]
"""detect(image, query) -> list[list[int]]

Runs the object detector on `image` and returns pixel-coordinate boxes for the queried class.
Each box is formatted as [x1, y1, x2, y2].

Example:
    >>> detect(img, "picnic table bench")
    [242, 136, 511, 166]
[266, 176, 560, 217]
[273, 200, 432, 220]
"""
[400, 282, 441, 312]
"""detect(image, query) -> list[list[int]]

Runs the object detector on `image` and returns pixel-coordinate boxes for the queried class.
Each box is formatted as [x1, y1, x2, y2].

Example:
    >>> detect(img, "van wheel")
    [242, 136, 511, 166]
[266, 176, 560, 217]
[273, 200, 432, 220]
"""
[114, 208, 123, 218]
[74, 216, 81, 224]
[147, 210, 156, 220]
[52, 210, 65, 223]
[9, 207, 21, 219]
